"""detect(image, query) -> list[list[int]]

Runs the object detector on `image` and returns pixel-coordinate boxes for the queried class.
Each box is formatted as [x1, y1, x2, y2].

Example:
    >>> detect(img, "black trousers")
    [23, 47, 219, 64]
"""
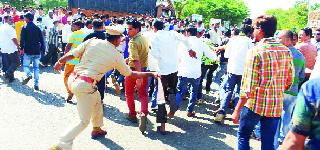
[41, 44, 58, 65]
[3, 51, 20, 80]
[198, 64, 218, 99]
[96, 75, 106, 101]
[61, 43, 67, 53]
[156, 72, 178, 123]
[160, 72, 178, 101]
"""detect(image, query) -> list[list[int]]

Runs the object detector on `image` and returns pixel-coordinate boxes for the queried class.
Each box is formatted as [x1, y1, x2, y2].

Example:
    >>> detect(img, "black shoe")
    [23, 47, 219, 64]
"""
[126, 115, 138, 123]
[157, 126, 167, 135]
[214, 110, 226, 123]
[34, 85, 39, 91]
[22, 76, 32, 85]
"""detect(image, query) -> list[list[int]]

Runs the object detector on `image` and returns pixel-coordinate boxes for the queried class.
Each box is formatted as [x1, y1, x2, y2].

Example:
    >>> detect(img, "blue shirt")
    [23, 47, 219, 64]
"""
[291, 78, 320, 150]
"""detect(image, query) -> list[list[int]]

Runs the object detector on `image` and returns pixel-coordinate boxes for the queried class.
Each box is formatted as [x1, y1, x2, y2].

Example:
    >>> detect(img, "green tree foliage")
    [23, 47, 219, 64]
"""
[40, 0, 67, 11]
[0, 0, 36, 9]
[266, 1, 319, 30]
[173, 0, 188, 19]
[174, 0, 249, 26]
[0, 0, 67, 11]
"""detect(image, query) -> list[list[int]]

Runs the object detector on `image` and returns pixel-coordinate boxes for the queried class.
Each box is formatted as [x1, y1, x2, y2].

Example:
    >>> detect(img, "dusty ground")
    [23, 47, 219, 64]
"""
[0, 67, 260, 150]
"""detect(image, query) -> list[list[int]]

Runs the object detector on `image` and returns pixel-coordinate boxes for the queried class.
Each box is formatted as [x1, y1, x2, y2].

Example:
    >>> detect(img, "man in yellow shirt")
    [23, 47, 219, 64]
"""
[63, 20, 86, 103]
[15, 15, 26, 44]
[50, 25, 157, 150]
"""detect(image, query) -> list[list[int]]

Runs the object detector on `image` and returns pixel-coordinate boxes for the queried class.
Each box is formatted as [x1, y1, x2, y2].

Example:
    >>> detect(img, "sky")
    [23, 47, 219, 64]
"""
[243, 0, 319, 18]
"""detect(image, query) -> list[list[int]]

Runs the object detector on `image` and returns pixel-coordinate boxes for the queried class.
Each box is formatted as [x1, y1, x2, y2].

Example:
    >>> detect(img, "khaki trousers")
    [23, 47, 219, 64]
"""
[58, 78, 103, 150]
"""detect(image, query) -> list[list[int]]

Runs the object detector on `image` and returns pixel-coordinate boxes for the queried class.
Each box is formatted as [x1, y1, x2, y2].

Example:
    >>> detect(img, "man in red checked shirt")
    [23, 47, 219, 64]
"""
[231, 15, 294, 150]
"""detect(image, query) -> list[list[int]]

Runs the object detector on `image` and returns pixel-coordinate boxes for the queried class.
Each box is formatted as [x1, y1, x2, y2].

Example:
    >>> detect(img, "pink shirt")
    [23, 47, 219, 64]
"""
[61, 15, 68, 25]
[296, 42, 317, 70]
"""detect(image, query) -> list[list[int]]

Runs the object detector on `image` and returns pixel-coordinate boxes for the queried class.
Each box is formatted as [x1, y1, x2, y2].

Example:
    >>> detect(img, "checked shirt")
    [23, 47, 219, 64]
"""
[240, 38, 295, 117]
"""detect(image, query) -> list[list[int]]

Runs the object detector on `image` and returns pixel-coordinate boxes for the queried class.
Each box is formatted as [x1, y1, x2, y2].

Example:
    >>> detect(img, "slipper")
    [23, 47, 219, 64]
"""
[139, 114, 147, 134]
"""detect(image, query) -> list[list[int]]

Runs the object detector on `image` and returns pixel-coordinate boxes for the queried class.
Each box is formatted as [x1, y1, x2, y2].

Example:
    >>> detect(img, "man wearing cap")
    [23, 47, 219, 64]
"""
[42, 10, 54, 52]
[72, 8, 81, 20]
[50, 26, 158, 150]
[61, 17, 72, 53]
[63, 20, 86, 103]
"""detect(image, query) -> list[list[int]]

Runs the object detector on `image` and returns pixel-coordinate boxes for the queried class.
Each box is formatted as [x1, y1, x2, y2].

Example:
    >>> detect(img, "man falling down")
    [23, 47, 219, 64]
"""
[50, 25, 158, 150]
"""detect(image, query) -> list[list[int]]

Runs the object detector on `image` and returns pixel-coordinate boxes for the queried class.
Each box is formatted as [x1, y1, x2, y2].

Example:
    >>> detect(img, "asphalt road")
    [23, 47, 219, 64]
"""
[0, 67, 260, 150]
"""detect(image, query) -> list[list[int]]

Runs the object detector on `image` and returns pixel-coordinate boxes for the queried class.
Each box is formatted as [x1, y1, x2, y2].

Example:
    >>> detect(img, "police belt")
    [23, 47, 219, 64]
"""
[72, 72, 96, 84]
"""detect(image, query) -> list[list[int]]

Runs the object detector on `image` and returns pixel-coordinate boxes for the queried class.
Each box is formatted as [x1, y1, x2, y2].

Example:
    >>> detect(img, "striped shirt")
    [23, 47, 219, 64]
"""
[66, 30, 86, 65]
[284, 46, 305, 96]
[48, 27, 59, 47]
[240, 38, 295, 117]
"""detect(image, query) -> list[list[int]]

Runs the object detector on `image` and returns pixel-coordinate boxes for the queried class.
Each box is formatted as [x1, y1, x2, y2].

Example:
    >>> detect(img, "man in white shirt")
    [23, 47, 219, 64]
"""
[43, 10, 55, 31]
[150, 20, 194, 106]
[82, 19, 93, 36]
[214, 25, 254, 123]
[313, 28, 320, 55]
[172, 27, 217, 117]
[149, 20, 196, 134]
[73, 8, 82, 20]
[0, 15, 20, 83]
[61, 18, 72, 53]
[43, 10, 55, 51]
[209, 22, 222, 46]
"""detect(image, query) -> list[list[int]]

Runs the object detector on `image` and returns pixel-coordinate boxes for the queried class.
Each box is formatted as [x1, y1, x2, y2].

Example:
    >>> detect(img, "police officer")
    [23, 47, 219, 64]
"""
[50, 25, 158, 150]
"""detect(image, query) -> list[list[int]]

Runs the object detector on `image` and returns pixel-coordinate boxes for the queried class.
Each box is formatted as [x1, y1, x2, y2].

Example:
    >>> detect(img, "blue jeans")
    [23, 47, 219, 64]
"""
[274, 94, 297, 149]
[238, 107, 280, 150]
[219, 73, 242, 112]
[23, 55, 40, 86]
[213, 62, 228, 85]
[1, 52, 8, 72]
[148, 77, 158, 109]
[175, 76, 200, 113]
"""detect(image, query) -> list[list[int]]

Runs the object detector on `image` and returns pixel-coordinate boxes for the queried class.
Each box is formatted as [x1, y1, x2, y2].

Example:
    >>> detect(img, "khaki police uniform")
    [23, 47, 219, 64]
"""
[57, 26, 132, 149]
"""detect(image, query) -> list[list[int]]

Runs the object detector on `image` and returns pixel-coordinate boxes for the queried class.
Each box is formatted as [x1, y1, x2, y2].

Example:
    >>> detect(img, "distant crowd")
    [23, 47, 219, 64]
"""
[0, 2, 320, 150]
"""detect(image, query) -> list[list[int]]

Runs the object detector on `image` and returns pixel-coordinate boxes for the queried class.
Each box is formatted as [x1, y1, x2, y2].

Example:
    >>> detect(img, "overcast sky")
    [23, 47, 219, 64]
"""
[243, 0, 319, 18]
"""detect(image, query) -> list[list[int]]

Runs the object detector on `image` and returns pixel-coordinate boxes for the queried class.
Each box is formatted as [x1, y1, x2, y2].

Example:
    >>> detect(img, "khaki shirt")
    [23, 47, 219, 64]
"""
[128, 33, 149, 68]
[71, 39, 132, 81]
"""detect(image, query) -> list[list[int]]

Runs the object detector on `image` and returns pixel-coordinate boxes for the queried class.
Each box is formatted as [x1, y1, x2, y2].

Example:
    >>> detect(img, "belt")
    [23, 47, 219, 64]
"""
[72, 72, 96, 84]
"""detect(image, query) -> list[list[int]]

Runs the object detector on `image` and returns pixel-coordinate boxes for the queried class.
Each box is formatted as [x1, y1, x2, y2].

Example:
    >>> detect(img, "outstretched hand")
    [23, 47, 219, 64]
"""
[188, 50, 197, 59]
[231, 110, 241, 124]
[53, 62, 63, 73]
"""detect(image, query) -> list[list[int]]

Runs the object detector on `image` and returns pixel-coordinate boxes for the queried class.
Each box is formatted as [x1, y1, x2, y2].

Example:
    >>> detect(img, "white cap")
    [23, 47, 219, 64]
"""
[105, 25, 125, 36]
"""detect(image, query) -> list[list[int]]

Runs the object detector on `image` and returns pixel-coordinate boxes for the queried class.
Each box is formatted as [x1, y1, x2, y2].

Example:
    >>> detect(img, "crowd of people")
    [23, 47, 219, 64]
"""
[0, 2, 319, 150]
